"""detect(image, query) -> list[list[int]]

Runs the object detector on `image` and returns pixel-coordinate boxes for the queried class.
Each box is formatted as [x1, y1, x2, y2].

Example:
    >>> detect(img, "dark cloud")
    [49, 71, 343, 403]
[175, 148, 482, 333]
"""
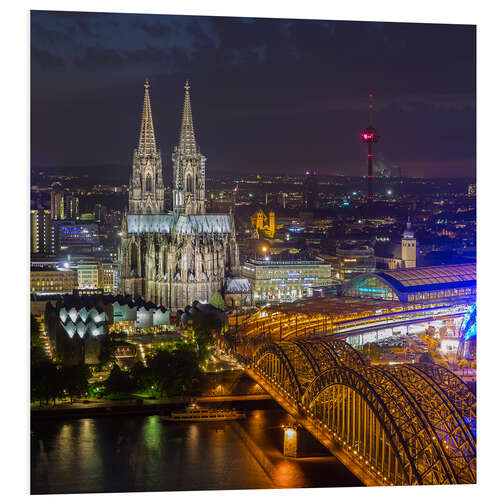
[133, 21, 171, 38]
[31, 22, 71, 42]
[30, 12, 476, 177]
[125, 45, 170, 64]
[74, 47, 123, 70]
[31, 47, 66, 70]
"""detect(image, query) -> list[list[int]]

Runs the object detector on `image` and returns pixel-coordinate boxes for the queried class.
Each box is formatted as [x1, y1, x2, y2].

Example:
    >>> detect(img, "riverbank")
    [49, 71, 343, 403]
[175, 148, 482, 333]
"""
[31, 394, 273, 420]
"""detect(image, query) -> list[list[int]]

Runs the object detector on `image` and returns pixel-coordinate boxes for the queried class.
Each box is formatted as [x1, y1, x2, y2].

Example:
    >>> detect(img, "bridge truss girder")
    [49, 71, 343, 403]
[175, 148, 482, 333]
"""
[252, 339, 476, 486]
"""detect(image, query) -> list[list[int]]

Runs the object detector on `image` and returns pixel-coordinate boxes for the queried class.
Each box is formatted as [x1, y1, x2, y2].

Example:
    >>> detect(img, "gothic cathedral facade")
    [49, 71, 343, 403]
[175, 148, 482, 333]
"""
[120, 81, 240, 310]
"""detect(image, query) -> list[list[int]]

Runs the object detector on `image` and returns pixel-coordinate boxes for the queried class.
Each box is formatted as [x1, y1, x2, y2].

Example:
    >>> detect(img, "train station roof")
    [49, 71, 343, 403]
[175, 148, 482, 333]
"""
[376, 263, 476, 293]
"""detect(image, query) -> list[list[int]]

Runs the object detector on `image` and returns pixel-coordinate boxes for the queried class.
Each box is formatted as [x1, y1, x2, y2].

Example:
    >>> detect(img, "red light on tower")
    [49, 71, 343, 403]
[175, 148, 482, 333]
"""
[361, 93, 380, 203]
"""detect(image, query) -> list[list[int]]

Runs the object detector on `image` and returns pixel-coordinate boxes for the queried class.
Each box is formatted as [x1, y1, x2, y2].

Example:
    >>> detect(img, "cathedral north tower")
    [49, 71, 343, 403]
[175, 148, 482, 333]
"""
[128, 80, 165, 214]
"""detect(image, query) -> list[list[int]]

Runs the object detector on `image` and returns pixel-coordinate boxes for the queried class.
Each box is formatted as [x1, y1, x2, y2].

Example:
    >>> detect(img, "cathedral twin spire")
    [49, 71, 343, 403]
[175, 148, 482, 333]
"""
[179, 81, 198, 155]
[138, 79, 157, 156]
[128, 79, 164, 214]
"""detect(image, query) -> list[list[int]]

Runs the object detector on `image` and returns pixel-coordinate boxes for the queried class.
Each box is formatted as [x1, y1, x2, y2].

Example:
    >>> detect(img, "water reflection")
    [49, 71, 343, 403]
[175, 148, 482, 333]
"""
[31, 409, 362, 494]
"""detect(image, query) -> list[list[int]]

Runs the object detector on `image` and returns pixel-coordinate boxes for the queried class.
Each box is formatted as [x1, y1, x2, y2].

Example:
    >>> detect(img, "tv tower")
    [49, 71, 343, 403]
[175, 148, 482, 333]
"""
[361, 93, 380, 203]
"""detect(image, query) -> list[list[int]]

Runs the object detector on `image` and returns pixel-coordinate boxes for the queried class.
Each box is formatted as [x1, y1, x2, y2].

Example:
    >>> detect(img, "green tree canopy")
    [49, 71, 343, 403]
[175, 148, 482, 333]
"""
[60, 364, 90, 403]
[30, 314, 43, 349]
[103, 364, 134, 395]
[209, 292, 225, 311]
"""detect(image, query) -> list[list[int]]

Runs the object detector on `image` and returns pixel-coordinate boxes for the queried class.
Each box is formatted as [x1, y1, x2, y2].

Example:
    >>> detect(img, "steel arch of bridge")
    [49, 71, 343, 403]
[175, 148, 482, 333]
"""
[252, 339, 476, 486]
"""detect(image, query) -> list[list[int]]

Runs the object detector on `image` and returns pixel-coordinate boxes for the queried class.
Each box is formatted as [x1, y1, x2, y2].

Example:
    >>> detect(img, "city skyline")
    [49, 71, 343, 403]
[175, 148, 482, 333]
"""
[31, 11, 476, 178]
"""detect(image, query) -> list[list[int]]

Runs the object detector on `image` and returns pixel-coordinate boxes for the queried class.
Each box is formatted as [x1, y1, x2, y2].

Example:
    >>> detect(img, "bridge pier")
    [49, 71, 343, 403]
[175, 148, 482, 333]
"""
[283, 425, 298, 457]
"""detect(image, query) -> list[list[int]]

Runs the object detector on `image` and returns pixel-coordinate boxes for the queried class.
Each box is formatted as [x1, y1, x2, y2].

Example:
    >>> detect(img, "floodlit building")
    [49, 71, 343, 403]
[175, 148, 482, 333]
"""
[45, 293, 172, 365]
[224, 278, 253, 308]
[251, 209, 282, 239]
[242, 252, 332, 303]
[102, 262, 119, 292]
[30, 267, 78, 294]
[401, 218, 417, 268]
[77, 260, 102, 290]
[120, 81, 240, 309]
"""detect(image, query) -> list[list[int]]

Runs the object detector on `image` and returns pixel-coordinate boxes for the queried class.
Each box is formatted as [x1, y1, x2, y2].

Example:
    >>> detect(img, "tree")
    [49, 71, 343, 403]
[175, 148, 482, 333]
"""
[98, 334, 116, 370]
[146, 350, 177, 396]
[30, 314, 43, 348]
[103, 364, 134, 395]
[60, 364, 90, 403]
[171, 343, 202, 398]
[31, 345, 48, 367]
[192, 312, 222, 359]
[31, 362, 63, 406]
[209, 292, 225, 311]
[130, 360, 151, 393]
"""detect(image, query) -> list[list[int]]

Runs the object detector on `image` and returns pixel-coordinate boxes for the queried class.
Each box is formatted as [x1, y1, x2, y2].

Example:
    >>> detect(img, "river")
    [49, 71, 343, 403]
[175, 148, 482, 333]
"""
[31, 406, 363, 494]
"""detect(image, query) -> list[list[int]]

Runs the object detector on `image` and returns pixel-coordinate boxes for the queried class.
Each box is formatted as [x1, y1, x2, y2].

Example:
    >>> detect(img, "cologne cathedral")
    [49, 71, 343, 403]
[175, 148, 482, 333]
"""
[120, 80, 241, 309]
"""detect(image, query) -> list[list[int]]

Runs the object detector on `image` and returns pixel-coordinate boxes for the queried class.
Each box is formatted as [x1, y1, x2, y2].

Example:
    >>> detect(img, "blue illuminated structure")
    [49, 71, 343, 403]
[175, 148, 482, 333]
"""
[459, 303, 476, 360]
[461, 304, 477, 341]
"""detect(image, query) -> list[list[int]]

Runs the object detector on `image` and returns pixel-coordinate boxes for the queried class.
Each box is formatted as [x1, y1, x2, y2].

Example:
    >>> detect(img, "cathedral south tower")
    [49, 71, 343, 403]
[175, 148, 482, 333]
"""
[128, 79, 165, 214]
[172, 81, 206, 215]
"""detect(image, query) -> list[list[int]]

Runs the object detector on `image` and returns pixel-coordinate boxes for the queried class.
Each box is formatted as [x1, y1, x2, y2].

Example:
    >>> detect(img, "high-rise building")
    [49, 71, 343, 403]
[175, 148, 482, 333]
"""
[120, 81, 240, 309]
[50, 188, 79, 220]
[30, 209, 55, 254]
[401, 218, 417, 268]
[128, 79, 165, 214]
[303, 170, 319, 210]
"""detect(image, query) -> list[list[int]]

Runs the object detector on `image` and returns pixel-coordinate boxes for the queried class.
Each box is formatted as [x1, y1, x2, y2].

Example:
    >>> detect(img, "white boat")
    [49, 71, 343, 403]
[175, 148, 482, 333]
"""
[161, 403, 245, 422]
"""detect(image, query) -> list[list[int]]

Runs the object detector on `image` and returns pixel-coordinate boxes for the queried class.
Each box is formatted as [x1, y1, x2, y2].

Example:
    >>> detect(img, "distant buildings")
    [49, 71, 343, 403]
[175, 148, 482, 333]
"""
[467, 184, 476, 197]
[401, 219, 417, 268]
[50, 186, 79, 220]
[335, 242, 376, 280]
[30, 256, 119, 295]
[56, 221, 99, 252]
[303, 170, 319, 210]
[241, 252, 332, 303]
[30, 209, 55, 254]
[30, 266, 78, 294]
[251, 209, 283, 239]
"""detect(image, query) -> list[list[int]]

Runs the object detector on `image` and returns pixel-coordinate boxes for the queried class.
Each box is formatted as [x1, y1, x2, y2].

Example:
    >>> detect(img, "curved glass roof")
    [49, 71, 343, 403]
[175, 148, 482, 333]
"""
[377, 263, 476, 292]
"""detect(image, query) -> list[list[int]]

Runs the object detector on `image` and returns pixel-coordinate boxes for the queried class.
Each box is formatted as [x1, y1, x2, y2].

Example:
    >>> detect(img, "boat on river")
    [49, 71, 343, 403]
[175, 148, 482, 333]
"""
[161, 403, 245, 422]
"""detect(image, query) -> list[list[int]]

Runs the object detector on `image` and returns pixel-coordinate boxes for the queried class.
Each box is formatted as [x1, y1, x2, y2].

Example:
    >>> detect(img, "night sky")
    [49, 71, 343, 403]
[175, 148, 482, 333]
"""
[30, 10, 476, 179]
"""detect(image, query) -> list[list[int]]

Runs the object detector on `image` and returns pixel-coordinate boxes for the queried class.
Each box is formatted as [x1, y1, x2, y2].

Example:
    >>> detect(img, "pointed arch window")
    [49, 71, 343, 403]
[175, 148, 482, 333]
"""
[146, 175, 152, 192]
[186, 174, 193, 193]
